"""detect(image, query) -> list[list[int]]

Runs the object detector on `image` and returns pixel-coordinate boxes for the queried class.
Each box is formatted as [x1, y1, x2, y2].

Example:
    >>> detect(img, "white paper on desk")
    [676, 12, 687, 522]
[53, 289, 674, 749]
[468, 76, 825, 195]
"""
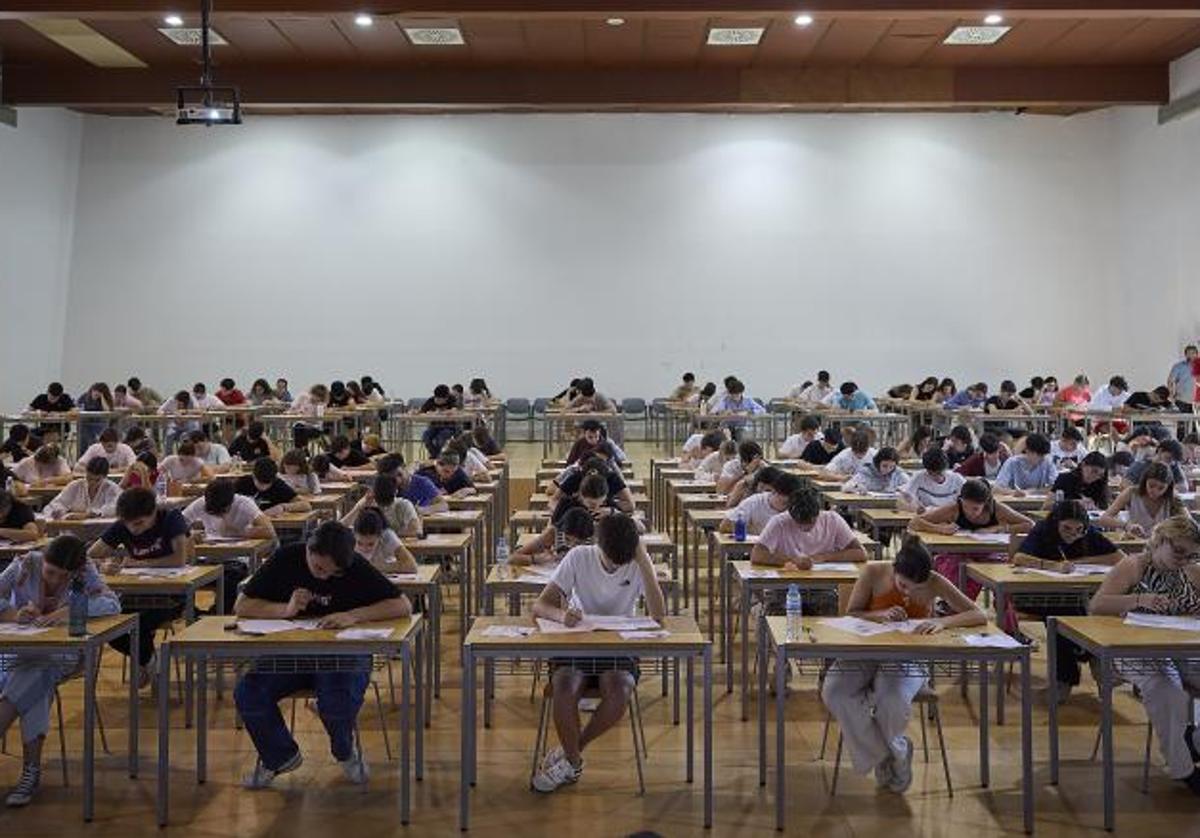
[620, 630, 670, 639]
[519, 567, 557, 581]
[118, 567, 191, 577]
[820, 616, 917, 636]
[482, 625, 536, 638]
[336, 628, 393, 640]
[386, 573, 420, 583]
[962, 633, 1023, 649]
[588, 615, 660, 631]
[199, 535, 244, 544]
[743, 568, 779, 579]
[1123, 613, 1200, 632]
[1074, 564, 1113, 576]
[0, 623, 50, 636]
[958, 532, 1011, 545]
[535, 618, 593, 634]
[1024, 564, 1110, 578]
[235, 619, 322, 635]
[810, 563, 859, 573]
[866, 491, 899, 499]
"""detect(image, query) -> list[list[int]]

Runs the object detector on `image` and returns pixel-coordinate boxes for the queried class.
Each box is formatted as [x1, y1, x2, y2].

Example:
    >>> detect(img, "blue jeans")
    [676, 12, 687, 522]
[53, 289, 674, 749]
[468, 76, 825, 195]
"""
[234, 662, 370, 771]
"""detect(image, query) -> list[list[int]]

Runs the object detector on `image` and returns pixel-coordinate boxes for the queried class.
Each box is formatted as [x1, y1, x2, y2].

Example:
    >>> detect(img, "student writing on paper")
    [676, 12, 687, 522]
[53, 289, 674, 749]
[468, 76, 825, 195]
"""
[1089, 515, 1200, 796]
[841, 447, 907, 495]
[750, 485, 868, 572]
[0, 491, 41, 544]
[821, 538, 984, 795]
[234, 457, 311, 519]
[183, 480, 276, 613]
[0, 535, 120, 807]
[529, 515, 665, 794]
[351, 508, 417, 573]
[44, 457, 120, 520]
[74, 427, 137, 474]
[718, 469, 801, 536]
[1096, 461, 1185, 537]
[342, 474, 423, 539]
[513, 506, 595, 567]
[233, 522, 410, 790]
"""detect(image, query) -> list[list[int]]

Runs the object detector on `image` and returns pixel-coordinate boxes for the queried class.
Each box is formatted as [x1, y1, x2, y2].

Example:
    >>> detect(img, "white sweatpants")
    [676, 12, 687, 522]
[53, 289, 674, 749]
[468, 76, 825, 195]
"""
[821, 663, 928, 775]
[0, 655, 79, 744]
[1115, 658, 1200, 780]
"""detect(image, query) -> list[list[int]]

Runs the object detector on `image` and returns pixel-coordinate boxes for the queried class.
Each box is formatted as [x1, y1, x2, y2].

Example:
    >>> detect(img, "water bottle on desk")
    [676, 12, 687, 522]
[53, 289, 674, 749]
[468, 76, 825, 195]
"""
[154, 469, 168, 499]
[733, 510, 747, 542]
[496, 535, 510, 580]
[68, 577, 88, 637]
[785, 584, 803, 642]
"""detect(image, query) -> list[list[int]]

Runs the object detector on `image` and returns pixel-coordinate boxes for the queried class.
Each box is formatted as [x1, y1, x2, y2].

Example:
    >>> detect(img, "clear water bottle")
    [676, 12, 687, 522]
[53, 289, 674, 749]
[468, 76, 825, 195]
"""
[495, 535, 510, 580]
[154, 469, 168, 498]
[785, 584, 803, 642]
[4, 476, 12, 494]
[733, 509, 747, 542]
[1054, 489, 1065, 504]
[68, 577, 88, 637]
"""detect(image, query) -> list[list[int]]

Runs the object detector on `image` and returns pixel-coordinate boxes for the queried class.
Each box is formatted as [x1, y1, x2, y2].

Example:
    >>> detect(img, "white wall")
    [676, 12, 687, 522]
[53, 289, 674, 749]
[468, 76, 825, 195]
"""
[61, 110, 1124, 402]
[0, 107, 81, 412]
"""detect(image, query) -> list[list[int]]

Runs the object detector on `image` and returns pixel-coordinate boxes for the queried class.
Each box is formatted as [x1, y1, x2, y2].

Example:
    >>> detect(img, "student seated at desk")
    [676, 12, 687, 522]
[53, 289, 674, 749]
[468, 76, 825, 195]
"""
[89, 487, 192, 686]
[472, 424, 505, 462]
[896, 425, 934, 462]
[76, 427, 137, 473]
[184, 479, 275, 612]
[912, 376, 939, 402]
[416, 451, 476, 499]
[235, 458, 311, 519]
[327, 380, 355, 409]
[0, 534, 121, 808]
[822, 381, 878, 413]
[288, 383, 329, 417]
[126, 377, 161, 410]
[342, 475, 422, 539]
[1012, 500, 1124, 699]
[669, 372, 698, 402]
[514, 506, 595, 567]
[444, 432, 490, 480]
[1050, 450, 1110, 511]
[1054, 373, 1092, 412]
[1096, 461, 1186, 537]
[993, 433, 1057, 497]
[566, 419, 611, 466]
[680, 430, 725, 470]
[279, 449, 321, 495]
[692, 381, 717, 410]
[792, 370, 834, 405]
[234, 521, 411, 789]
[1046, 426, 1090, 471]
[551, 452, 633, 512]
[886, 384, 913, 400]
[159, 441, 213, 486]
[898, 448, 965, 514]
[216, 378, 246, 406]
[751, 485, 868, 571]
[696, 439, 737, 480]
[710, 379, 767, 439]
[350, 508, 417, 573]
[800, 426, 843, 468]
[718, 440, 765, 499]
[158, 390, 200, 446]
[119, 452, 157, 491]
[417, 384, 460, 457]
[0, 491, 40, 543]
[567, 378, 618, 414]
[529, 514, 665, 793]
[360, 433, 387, 459]
[463, 377, 492, 409]
[1125, 385, 1172, 411]
[1123, 439, 1190, 493]
[822, 538, 985, 794]
[779, 415, 823, 460]
[719, 469, 800, 535]
[11, 446, 71, 488]
[375, 454, 448, 516]
[45, 458, 120, 520]
[311, 453, 350, 485]
[188, 430, 232, 472]
[941, 425, 975, 469]
[28, 382, 74, 415]
[274, 378, 293, 404]
[328, 435, 369, 469]
[229, 421, 277, 463]
[843, 447, 906, 495]
[1089, 514, 1200, 795]
[248, 379, 277, 407]
[1, 424, 34, 464]
[942, 382, 987, 410]
[985, 379, 1030, 415]
[190, 382, 225, 412]
[933, 378, 957, 404]
[824, 428, 875, 479]
[954, 432, 1009, 480]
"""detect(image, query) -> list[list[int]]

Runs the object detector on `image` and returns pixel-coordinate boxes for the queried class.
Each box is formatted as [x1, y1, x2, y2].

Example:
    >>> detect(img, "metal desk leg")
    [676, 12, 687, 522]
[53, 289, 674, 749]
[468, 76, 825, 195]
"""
[157, 643, 171, 827]
[775, 642, 786, 831]
[673, 646, 681, 725]
[459, 551, 468, 639]
[414, 637, 424, 780]
[740, 580, 751, 718]
[401, 644, 411, 825]
[757, 619, 767, 786]
[459, 646, 474, 831]
[704, 647, 713, 829]
[1047, 619, 1060, 785]
[197, 654, 208, 783]
[129, 621, 140, 778]
[1101, 654, 1115, 831]
[686, 656, 694, 783]
[83, 645, 96, 822]
[706, 533, 716, 640]
[979, 658, 990, 788]
[722, 563, 732, 688]
[1021, 653, 1034, 834]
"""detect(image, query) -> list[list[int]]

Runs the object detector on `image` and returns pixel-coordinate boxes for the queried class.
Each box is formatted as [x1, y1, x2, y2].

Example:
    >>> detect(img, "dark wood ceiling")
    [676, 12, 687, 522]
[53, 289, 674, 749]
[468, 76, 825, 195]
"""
[2, 2, 1198, 113]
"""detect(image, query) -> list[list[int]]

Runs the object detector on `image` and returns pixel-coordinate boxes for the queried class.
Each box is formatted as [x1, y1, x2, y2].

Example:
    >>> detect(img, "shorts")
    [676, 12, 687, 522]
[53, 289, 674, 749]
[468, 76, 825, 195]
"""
[550, 656, 640, 688]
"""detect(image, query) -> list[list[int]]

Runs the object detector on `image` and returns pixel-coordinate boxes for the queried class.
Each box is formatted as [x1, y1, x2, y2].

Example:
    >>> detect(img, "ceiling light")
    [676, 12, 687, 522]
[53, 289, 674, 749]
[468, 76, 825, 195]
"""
[606, 17, 625, 26]
[403, 26, 465, 45]
[983, 13, 1004, 25]
[164, 14, 184, 27]
[794, 14, 814, 27]
[706, 27, 765, 46]
[943, 25, 1010, 45]
[354, 13, 374, 27]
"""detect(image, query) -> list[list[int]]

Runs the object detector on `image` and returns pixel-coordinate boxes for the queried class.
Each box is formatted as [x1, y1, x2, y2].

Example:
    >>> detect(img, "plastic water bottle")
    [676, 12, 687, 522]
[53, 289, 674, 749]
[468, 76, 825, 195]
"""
[1054, 489, 1065, 504]
[3, 476, 12, 494]
[495, 535, 510, 580]
[733, 510, 747, 542]
[68, 577, 88, 637]
[785, 584, 803, 642]
[154, 469, 168, 498]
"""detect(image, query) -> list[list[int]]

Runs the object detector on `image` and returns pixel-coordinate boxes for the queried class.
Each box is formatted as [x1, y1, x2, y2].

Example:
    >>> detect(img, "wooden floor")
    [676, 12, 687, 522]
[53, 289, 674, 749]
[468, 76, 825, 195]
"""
[3, 442, 1198, 836]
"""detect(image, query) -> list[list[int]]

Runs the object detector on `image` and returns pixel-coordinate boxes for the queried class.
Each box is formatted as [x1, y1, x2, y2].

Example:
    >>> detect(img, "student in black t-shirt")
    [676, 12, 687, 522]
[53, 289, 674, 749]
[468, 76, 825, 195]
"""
[28, 382, 74, 414]
[550, 453, 633, 513]
[1125, 386, 1172, 411]
[0, 491, 39, 543]
[328, 435, 369, 469]
[88, 487, 192, 684]
[233, 521, 409, 789]
[1, 424, 34, 463]
[1050, 451, 1110, 511]
[416, 452, 475, 498]
[228, 421, 276, 462]
[235, 458, 311, 518]
[800, 426, 843, 467]
[419, 385, 459, 457]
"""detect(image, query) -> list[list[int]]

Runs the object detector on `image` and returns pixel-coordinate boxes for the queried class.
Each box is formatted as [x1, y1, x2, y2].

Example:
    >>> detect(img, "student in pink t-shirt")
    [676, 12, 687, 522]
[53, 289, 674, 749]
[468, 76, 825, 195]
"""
[750, 484, 868, 570]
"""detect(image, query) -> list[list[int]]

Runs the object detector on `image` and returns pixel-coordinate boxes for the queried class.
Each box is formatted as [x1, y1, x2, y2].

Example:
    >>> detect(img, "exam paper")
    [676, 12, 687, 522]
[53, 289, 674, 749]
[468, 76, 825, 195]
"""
[1124, 613, 1200, 632]
[386, 573, 420, 583]
[534, 616, 660, 634]
[481, 625, 536, 638]
[118, 567, 191, 577]
[0, 623, 51, 636]
[235, 619, 322, 635]
[810, 563, 859, 573]
[962, 633, 1023, 649]
[1023, 564, 1110, 578]
[958, 532, 1011, 545]
[742, 568, 779, 579]
[620, 630, 671, 639]
[336, 628, 393, 640]
[820, 616, 922, 636]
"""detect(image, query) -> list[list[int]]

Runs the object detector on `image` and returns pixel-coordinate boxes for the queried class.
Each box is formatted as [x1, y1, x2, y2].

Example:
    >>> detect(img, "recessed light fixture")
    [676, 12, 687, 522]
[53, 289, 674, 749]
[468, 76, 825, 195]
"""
[983, 13, 1004, 25]
[706, 27, 765, 46]
[794, 14, 814, 27]
[606, 17, 626, 27]
[355, 13, 374, 27]
[943, 25, 1010, 45]
[403, 26, 465, 45]
[164, 14, 184, 27]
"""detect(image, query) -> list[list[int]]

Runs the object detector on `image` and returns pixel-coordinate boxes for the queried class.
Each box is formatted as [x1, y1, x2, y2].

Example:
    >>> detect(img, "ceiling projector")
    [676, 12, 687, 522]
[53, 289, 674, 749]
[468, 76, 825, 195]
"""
[176, 85, 241, 125]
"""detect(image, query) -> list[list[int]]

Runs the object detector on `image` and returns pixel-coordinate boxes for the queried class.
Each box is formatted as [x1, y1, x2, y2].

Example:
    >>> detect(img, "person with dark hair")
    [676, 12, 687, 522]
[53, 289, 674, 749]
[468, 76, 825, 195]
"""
[1167, 345, 1199, 413]
[566, 419, 608, 466]
[45, 457, 120, 520]
[933, 378, 957, 404]
[328, 435, 369, 469]
[187, 429, 232, 471]
[126, 377, 163, 409]
[416, 451, 476, 498]
[288, 383, 330, 418]
[279, 449, 321, 495]
[710, 379, 767, 439]
[471, 424, 504, 461]
[89, 487, 192, 683]
[360, 375, 385, 400]
[216, 378, 246, 406]
[793, 370, 834, 404]
[0, 535, 121, 807]
[800, 425, 843, 467]
[183, 479, 274, 613]
[273, 378, 293, 404]
[517, 476, 614, 565]
[233, 521, 410, 789]
[682, 429, 727, 471]
[28, 382, 74, 414]
[1099, 460, 1186, 537]
[942, 382, 988, 410]
[719, 469, 800, 535]
[1051, 450, 1110, 510]
[1123, 438, 1190, 492]
[843, 446, 907, 495]
[942, 425, 975, 468]
[234, 457, 311, 517]
[822, 537, 985, 794]
[248, 379, 275, 406]
[895, 425, 933, 461]
[120, 451, 159, 491]
[229, 420, 276, 462]
[351, 507, 417, 572]
[419, 384, 459, 457]
[76, 426, 137, 473]
[779, 415, 824, 460]
[551, 453, 633, 513]
[954, 431, 1009, 479]
[0, 491, 39, 543]
[898, 448, 964, 513]
[1089, 375, 1130, 412]
[718, 439, 766, 501]
[669, 372, 698, 402]
[530, 514, 665, 793]
[342, 474, 422, 539]
[984, 379, 1028, 416]
[1125, 385, 1172, 411]
[189, 382, 224, 411]
[1, 424, 34, 463]
[822, 381, 877, 413]
[10, 445, 70, 488]
[823, 427, 875, 478]
[751, 485, 867, 570]
[994, 433, 1057, 495]
[912, 376, 939, 402]
[568, 378, 617, 414]
[311, 453, 349, 484]
[159, 440, 211, 485]
[1047, 426, 1089, 471]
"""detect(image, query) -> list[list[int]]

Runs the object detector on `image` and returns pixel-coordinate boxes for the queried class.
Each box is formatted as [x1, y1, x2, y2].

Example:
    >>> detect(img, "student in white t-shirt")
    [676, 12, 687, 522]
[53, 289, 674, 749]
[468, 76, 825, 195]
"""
[696, 439, 737, 481]
[718, 469, 800, 535]
[720, 441, 767, 504]
[680, 430, 726, 470]
[342, 474, 423, 539]
[530, 515, 666, 794]
[182, 480, 275, 542]
[750, 484, 868, 570]
[75, 428, 137, 473]
[842, 447, 907, 495]
[12, 446, 72, 488]
[159, 441, 213, 485]
[824, 428, 875, 478]
[898, 448, 965, 514]
[350, 507, 417, 573]
[779, 415, 823, 459]
[1046, 426, 1090, 471]
[44, 458, 121, 520]
[187, 430, 232, 472]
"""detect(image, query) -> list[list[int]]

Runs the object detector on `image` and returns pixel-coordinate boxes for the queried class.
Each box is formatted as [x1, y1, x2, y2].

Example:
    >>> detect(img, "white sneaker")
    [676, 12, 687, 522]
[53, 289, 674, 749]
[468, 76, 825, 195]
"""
[873, 757, 894, 789]
[540, 746, 565, 771]
[887, 737, 914, 794]
[339, 752, 369, 785]
[139, 651, 158, 690]
[532, 753, 582, 793]
[243, 750, 303, 790]
[5, 764, 40, 807]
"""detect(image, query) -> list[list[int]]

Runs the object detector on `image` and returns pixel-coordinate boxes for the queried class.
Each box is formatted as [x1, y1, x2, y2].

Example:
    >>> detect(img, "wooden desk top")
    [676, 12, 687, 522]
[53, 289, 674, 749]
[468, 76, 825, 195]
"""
[730, 560, 859, 584]
[820, 491, 902, 508]
[710, 531, 878, 552]
[915, 533, 1015, 553]
[965, 563, 1109, 588]
[513, 531, 673, 551]
[423, 509, 485, 527]
[0, 613, 135, 647]
[0, 538, 50, 560]
[465, 615, 705, 650]
[169, 615, 421, 649]
[483, 563, 672, 589]
[859, 509, 916, 525]
[765, 615, 1020, 653]
[402, 532, 471, 553]
[1055, 615, 1200, 651]
[384, 565, 441, 587]
[104, 565, 222, 590]
[270, 510, 325, 529]
[193, 538, 275, 558]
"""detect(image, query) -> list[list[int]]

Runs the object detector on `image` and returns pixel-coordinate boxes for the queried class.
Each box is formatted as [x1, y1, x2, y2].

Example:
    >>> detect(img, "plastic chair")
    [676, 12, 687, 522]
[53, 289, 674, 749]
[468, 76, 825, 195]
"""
[621, 398, 648, 441]
[532, 398, 552, 442]
[505, 398, 533, 441]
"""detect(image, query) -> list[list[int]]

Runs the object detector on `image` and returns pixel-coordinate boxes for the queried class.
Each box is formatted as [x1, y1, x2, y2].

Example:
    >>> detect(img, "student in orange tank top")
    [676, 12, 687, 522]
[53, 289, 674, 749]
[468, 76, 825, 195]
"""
[821, 538, 985, 794]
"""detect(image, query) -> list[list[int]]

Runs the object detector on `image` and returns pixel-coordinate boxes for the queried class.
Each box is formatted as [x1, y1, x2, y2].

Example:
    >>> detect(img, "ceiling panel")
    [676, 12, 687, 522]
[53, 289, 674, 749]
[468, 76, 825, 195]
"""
[332, 17, 413, 62]
[461, 17, 526, 63]
[211, 17, 298, 62]
[270, 16, 354, 60]
[753, 15, 831, 67]
[1096, 17, 1200, 62]
[0, 18, 87, 65]
[1033, 17, 1145, 63]
[919, 17, 1077, 66]
[808, 18, 892, 65]
[521, 18, 585, 64]
[86, 19, 193, 66]
[864, 18, 951, 67]
[582, 18, 644, 65]
[642, 17, 704, 65]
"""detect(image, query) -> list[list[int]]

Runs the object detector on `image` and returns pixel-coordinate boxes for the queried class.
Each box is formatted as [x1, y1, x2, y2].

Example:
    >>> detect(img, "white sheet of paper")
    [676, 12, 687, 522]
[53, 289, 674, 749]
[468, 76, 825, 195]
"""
[118, 567, 191, 577]
[0, 623, 51, 636]
[962, 633, 1023, 649]
[867, 491, 899, 499]
[958, 532, 1011, 545]
[482, 625, 536, 638]
[588, 615, 661, 631]
[535, 618, 593, 634]
[235, 619, 322, 635]
[620, 630, 671, 639]
[820, 616, 921, 636]
[1073, 564, 1113, 576]
[1124, 613, 1200, 632]
[810, 563, 859, 573]
[386, 573, 420, 583]
[335, 628, 393, 640]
